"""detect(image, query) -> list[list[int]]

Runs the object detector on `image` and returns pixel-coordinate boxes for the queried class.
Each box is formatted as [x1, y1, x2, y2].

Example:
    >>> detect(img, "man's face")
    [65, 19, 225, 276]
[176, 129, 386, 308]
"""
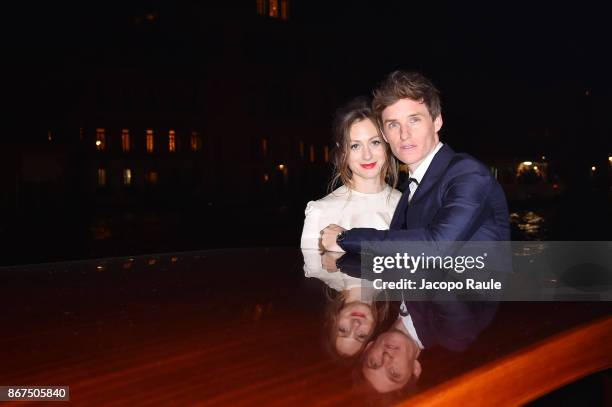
[361, 330, 422, 393]
[381, 98, 442, 172]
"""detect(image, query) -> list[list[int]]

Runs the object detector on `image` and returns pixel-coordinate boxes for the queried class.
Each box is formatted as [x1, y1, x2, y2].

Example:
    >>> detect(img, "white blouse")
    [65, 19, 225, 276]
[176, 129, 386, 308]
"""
[300, 185, 402, 250]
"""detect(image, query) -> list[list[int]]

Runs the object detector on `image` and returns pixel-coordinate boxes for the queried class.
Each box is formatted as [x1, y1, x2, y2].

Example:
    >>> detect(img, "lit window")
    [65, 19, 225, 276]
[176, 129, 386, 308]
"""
[262, 138, 268, 157]
[123, 169, 132, 186]
[256, 0, 265, 15]
[299, 141, 304, 158]
[324, 146, 329, 163]
[97, 168, 106, 186]
[268, 0, 278, 17]
[490, 166, 498, 180]
[146, 171, 158, 185]
[146, 129, 154, 153]
[280, 0, 288, 19]
[190, 132, 202, 151]
[96, 128, 106, 150]
[309, 145, 315, 163]
[121, 129, 131, 152]
[168, 130, 176, 152]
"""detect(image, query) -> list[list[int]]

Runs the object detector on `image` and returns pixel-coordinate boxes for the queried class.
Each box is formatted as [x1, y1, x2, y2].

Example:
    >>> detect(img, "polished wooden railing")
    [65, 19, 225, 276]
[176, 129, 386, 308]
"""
[402, 316, 612, 406]
[1, 249, 610, 405]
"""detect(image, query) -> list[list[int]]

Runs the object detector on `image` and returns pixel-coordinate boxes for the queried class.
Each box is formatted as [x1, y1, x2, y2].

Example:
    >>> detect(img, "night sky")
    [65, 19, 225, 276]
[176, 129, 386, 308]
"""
[6, 1, 611, 157]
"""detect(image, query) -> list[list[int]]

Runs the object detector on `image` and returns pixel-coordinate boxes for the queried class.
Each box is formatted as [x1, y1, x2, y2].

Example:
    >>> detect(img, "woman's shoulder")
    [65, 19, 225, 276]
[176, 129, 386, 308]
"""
[386, 185, 403, 208]
[306, 186, 350, 210]
[388, 186, 402, 199]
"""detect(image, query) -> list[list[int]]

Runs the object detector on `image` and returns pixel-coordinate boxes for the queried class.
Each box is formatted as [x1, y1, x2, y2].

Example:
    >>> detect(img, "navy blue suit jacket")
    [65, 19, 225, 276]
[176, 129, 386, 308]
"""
[339, 144, 510, 253]
[336, 254, 499, 352]
[404, 300, 497, 352]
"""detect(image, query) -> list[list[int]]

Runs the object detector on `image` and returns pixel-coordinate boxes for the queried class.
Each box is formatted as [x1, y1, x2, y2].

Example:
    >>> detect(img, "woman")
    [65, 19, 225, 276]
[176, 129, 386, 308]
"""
[300, 96, 401, 250]
[301, 96, 402, 357]
[303, 248, 394, 358]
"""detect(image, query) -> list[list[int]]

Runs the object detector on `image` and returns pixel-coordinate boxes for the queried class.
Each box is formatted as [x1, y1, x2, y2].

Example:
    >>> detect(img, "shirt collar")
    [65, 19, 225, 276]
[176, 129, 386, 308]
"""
[409, 142, 443, 184]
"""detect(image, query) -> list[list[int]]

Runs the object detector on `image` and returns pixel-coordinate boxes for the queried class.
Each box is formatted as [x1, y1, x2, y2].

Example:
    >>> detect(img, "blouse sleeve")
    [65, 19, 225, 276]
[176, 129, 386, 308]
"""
[300, 201, 322, 249]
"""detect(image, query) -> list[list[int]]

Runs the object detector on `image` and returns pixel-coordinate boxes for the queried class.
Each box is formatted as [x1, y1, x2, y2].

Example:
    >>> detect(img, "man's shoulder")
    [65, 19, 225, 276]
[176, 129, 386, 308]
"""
[445, 152, 493, 178]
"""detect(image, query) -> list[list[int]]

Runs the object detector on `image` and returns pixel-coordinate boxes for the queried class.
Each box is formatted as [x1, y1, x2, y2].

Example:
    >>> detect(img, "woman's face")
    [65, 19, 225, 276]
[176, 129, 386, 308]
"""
[346, 119, 387, 188]
[335, 301, 375, 356]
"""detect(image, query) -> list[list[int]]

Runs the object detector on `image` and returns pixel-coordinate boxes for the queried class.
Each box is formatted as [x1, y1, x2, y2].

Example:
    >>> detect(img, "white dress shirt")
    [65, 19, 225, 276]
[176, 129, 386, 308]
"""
[408, 142, 444, 202]
[401, 141, 443, 348]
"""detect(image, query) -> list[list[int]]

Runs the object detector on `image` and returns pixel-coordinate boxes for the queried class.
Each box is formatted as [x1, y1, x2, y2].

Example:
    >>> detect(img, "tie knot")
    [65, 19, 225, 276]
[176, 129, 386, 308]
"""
[400, 177, 419, 192]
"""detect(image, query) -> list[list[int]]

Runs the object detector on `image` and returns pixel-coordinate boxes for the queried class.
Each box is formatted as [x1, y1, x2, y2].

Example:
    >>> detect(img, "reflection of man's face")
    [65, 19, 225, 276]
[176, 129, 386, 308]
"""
[335, 302, 375, 356]
[362, 330, 422, 393]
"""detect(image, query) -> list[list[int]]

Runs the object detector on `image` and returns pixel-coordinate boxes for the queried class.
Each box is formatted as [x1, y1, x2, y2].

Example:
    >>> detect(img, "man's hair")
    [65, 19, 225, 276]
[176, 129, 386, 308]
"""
[372, 71, 442, 126]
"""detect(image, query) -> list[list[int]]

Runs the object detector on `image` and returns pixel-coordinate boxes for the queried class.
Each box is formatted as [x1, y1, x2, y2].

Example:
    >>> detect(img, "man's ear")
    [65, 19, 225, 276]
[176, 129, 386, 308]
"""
[413, 359, 422, 379]
[434, 114, 443, 133]
[364, 341, 374, 352]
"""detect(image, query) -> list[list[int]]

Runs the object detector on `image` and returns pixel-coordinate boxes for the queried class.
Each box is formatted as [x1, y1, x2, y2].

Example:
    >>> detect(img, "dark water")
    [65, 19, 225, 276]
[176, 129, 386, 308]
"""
[1, 189, 610, 266]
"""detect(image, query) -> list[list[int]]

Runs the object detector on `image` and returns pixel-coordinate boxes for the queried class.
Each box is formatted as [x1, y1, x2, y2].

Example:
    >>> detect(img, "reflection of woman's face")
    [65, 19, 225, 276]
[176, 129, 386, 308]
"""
[335, 301, 375, 356]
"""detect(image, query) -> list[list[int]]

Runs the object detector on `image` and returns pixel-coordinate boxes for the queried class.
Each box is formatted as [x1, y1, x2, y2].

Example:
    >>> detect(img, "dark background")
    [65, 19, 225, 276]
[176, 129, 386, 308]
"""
[2, 1, 611, 265]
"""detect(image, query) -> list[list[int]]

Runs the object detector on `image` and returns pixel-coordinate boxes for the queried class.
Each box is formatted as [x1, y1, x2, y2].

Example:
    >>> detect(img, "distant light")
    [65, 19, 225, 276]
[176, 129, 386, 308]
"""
[170, 256, 178, 263]
[608, 156, 612, 163]
[147, 259, 157, 266]
[48, 131, 52, 141]
[95, 140, 102, 146]
[591, 166, 597, 172]
[553, 184, 558, 189]
[585, 90, 590, 96]
[522, 161, 533, 166]
[278, 164, 285, 170]
[263, 174, 269, 182]
[96, 265, 105, 272]
[533, 166, 538, 170]
[541, 155, 546, 160]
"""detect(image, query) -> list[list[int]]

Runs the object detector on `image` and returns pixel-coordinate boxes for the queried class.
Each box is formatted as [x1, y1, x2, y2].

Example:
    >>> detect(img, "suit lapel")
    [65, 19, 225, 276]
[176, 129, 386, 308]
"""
[409, 144, 455, 206]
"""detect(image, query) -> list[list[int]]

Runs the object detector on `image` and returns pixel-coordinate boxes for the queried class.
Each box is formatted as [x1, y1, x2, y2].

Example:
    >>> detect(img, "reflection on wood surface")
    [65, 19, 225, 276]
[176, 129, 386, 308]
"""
[0, 248, 610, 405]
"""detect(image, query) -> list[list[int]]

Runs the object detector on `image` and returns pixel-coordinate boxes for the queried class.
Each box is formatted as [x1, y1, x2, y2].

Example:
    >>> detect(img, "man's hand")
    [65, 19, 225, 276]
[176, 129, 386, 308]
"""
[321, 224, 346, 252]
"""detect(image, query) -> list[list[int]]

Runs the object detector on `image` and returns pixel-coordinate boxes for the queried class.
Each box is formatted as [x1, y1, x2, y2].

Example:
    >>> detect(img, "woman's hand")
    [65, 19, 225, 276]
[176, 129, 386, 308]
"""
[321, 251, 345, 272]
[321, 224, 346, 253]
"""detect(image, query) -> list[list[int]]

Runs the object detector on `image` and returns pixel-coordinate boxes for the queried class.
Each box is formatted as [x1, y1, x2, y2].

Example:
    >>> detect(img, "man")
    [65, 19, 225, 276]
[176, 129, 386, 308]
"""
[361, 299, 498, 393]
[321, 70, 510, 253]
